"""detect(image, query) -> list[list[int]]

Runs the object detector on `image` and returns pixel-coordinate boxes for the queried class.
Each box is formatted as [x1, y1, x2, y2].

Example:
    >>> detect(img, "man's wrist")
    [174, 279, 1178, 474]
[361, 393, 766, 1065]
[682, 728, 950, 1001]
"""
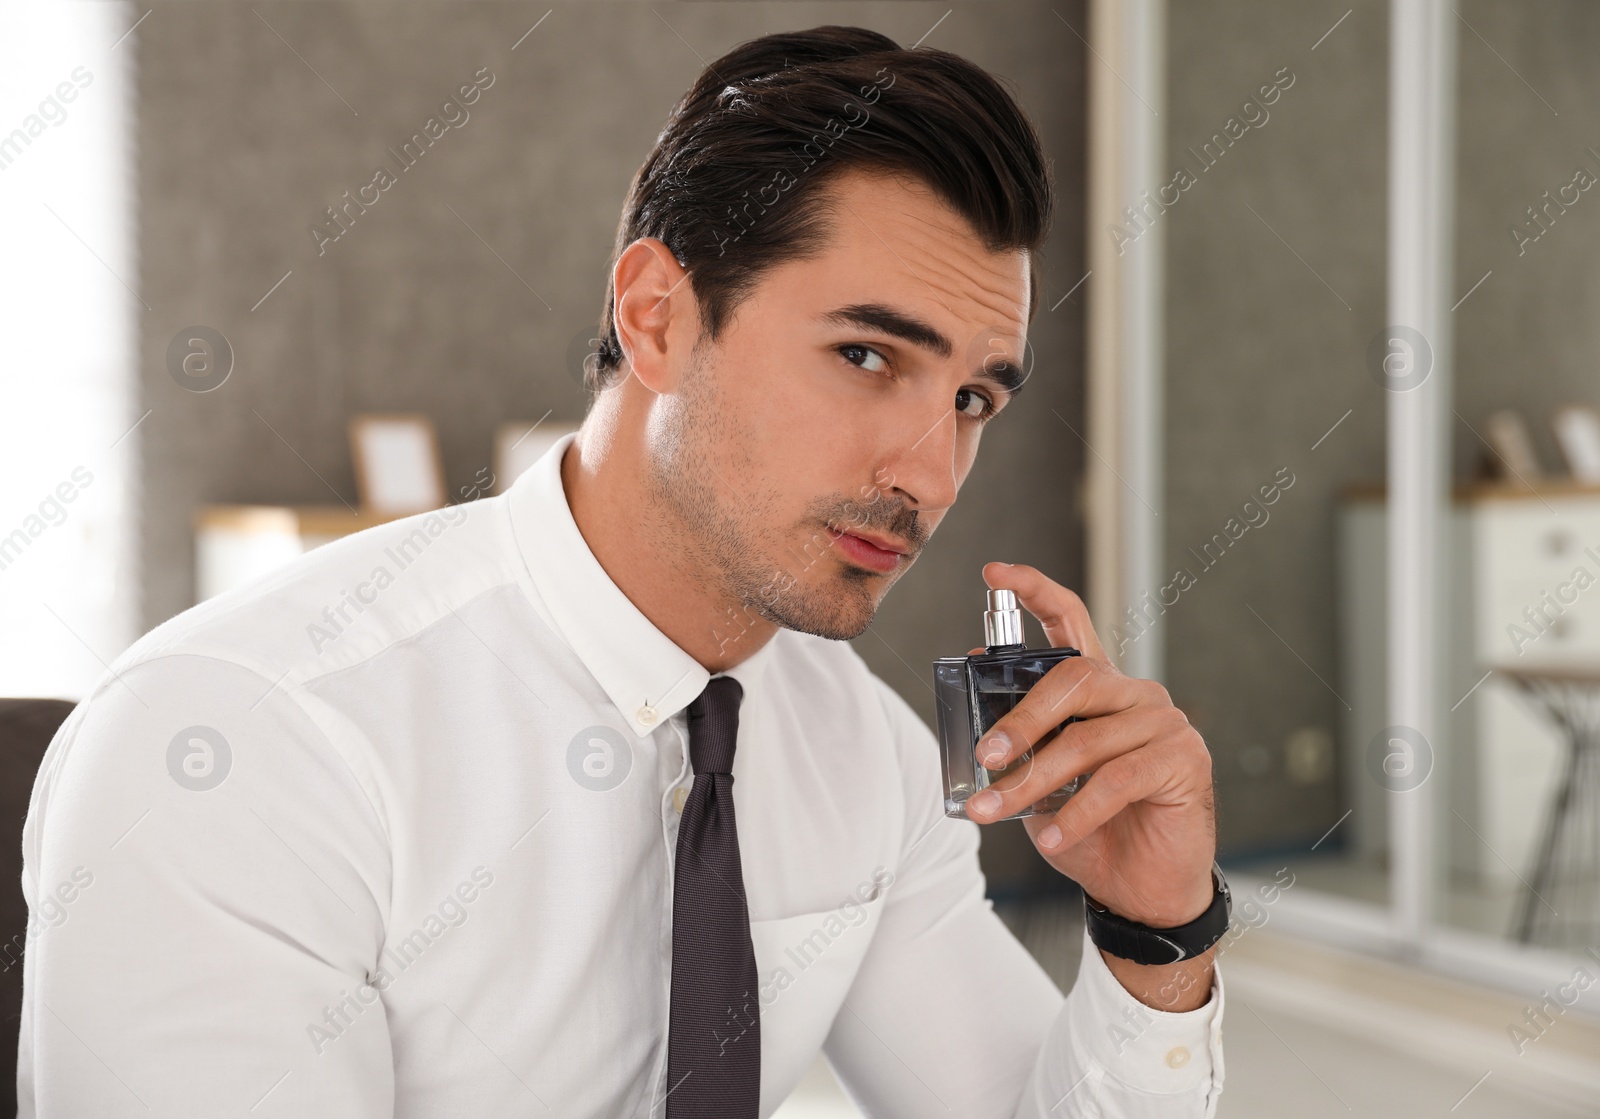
[1109, 877, 1215, 928]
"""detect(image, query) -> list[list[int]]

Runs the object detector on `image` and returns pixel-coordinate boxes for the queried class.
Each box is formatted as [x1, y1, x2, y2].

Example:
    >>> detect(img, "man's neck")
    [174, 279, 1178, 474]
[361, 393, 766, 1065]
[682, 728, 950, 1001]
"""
[560, 414, 776, 675]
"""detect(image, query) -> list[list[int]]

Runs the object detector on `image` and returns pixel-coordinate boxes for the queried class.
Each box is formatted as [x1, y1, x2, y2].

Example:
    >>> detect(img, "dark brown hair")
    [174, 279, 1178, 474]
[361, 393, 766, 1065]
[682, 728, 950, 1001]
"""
[589, 25, 1054, 393]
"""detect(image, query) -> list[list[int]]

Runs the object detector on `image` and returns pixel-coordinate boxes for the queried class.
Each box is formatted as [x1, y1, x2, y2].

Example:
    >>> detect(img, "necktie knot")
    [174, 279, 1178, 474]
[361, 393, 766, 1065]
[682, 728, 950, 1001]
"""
[685, 675, 743, 775]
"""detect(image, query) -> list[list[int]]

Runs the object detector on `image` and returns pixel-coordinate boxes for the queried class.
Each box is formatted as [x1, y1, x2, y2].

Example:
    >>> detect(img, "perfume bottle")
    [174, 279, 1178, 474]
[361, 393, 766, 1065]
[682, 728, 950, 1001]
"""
[933, 589, 1085, 821]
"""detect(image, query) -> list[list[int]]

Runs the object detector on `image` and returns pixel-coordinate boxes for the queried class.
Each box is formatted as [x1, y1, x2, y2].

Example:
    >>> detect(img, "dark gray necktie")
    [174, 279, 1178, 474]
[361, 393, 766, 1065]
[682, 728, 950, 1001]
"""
[667, 674, 760, 1117]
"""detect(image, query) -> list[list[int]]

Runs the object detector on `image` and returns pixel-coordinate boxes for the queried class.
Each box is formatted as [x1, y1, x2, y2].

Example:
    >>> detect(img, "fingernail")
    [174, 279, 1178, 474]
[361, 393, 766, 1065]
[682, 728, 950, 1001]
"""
[968, 790, 1002, 818]
[977, 731, 1010, 767]
[1038, 824, 1062, 849]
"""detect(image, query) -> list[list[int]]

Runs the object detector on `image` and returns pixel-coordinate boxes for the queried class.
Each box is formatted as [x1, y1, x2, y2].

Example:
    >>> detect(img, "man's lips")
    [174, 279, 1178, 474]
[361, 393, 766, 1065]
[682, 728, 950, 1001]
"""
[844, 528, 910, 555]
[826, 526, 909, 573]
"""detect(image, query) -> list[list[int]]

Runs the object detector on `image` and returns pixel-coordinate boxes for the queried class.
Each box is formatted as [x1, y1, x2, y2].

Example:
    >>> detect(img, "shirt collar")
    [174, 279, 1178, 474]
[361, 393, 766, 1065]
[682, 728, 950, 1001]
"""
[507, 429, 780, 737]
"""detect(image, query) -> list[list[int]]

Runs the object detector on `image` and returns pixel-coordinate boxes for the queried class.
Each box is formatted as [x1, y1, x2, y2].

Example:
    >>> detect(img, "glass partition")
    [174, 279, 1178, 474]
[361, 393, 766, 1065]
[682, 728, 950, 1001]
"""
[1151, 3, 1396, 917]
[1437, 0, 1600, 958]
[1149, 0, 1597, 989]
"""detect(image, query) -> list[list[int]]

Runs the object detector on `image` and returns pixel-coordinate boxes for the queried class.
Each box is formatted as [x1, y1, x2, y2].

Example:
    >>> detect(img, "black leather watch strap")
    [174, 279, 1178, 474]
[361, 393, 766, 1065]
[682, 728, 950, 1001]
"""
[1083, 863, 1231, 965]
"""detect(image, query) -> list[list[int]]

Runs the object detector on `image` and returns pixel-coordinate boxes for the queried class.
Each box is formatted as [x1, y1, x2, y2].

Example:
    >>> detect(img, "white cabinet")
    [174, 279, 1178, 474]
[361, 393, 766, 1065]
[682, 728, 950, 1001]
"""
[1340, 486, 1600, 886]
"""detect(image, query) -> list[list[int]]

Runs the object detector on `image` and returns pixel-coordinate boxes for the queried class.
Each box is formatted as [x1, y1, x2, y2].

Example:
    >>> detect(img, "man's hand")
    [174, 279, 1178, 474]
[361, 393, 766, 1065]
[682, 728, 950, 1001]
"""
[961, 562, 1218, 1009]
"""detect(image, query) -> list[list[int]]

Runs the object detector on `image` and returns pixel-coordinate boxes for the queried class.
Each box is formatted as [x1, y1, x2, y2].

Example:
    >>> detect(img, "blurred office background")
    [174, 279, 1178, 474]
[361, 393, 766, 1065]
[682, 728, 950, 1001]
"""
[2, 1, 1598, 1116]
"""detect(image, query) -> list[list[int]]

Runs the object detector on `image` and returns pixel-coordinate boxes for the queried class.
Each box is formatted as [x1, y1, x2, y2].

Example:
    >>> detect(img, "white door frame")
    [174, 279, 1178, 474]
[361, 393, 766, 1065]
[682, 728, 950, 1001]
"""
[1085, 0, 1166, 684]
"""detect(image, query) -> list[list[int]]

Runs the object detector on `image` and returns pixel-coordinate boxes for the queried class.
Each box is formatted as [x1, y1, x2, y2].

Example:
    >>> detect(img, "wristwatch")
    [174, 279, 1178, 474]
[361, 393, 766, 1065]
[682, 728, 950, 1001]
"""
[1083, 862, 1232, 965]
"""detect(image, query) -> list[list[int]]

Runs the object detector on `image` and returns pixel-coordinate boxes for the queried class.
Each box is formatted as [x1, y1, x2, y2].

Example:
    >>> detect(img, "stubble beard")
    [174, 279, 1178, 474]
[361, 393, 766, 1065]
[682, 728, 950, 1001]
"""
[645, 351, 888, 645]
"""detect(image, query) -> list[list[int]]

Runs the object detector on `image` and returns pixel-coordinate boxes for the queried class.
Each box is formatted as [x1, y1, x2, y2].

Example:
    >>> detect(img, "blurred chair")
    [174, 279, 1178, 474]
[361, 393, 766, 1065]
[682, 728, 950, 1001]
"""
[0, 699, 76, 1115]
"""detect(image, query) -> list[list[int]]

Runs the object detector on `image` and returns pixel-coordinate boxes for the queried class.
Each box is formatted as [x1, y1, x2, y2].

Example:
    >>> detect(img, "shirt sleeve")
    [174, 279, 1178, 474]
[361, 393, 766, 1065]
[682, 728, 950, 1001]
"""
[17, 653, 395, 1118]
[821, 675, 1225, 1118]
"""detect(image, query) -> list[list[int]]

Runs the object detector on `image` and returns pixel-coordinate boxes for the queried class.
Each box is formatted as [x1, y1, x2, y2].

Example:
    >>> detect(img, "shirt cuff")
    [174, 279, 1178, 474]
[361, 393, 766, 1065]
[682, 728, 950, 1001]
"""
[1064, 923, 1226, 1103]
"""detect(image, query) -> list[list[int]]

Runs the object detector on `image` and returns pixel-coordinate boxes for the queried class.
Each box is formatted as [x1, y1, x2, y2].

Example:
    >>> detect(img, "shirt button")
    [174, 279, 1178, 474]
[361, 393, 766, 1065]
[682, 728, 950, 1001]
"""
[1165, 1046, 1190, 1069]
[637, 705, 658, 726]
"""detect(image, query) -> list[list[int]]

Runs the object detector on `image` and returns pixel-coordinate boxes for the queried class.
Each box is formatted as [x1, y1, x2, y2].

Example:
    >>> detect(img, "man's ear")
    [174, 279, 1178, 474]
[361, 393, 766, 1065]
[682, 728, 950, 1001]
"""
[611, 238, 698, 393]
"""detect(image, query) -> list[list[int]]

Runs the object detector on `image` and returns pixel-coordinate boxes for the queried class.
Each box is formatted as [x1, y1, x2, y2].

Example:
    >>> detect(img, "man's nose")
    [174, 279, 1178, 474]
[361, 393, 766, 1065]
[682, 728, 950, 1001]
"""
[882, 402, 961, 515]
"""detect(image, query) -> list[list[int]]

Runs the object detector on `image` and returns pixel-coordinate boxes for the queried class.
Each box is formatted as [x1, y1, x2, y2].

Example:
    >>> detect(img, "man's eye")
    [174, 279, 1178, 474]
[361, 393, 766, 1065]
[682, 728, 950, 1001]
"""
[955, 387, 997, 420]
[838, 343, 889, 374]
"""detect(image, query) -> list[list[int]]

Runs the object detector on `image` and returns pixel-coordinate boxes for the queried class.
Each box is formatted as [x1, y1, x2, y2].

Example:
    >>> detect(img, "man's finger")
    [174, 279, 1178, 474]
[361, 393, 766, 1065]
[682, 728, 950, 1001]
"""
[966, 704, 1175, 821]
[975, 659, 1169, 769]
[1031, 748, 1169, 853]
[981, 561, 1108, 663]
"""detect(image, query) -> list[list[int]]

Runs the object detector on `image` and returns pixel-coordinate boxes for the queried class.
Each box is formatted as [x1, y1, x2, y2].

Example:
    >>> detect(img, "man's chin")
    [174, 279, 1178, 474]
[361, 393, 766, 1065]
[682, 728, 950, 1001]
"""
[763, 577, 883, 642]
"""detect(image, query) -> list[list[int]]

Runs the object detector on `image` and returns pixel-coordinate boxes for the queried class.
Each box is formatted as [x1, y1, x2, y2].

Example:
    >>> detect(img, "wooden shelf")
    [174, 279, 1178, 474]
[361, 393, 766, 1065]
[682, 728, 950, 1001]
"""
[193, 503, 420, 603]
[1341, 478, 1600, 503]
[192, 504, 410, 537]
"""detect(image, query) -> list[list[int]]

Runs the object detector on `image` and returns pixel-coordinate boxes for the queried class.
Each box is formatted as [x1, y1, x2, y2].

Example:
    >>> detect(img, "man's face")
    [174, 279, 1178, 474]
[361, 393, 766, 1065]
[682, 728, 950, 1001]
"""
[645, 169, 1031, 648]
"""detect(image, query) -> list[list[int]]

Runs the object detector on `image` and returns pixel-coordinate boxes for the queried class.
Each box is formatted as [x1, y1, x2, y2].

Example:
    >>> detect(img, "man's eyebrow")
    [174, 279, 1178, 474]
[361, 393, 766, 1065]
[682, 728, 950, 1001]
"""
[969, 341, 1027, 399]
[818, 303, 952, 359]
[816, 303, 1027, 399]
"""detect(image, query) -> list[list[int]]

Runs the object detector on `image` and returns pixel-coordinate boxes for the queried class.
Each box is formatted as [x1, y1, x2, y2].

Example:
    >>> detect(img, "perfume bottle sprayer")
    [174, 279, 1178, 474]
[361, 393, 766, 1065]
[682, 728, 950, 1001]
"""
[932, 589, 1084, 821]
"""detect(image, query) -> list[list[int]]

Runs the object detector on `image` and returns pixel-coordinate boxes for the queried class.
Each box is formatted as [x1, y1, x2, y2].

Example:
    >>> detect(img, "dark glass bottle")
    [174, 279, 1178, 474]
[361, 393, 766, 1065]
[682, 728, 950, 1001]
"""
[932, 589, 1084, 821]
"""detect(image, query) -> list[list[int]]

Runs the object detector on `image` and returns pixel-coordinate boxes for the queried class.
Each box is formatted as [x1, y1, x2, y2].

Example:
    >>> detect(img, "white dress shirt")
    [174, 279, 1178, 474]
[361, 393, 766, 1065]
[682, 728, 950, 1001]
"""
[18, 431, 1224, 1117]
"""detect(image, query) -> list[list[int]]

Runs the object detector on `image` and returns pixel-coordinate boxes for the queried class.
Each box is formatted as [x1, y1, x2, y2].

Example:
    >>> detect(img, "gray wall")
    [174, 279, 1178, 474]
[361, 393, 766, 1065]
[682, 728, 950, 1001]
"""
[136, 1, 1087, 894]
[1158, 2, 1391, 854]
[1451, 0, 1600, 478]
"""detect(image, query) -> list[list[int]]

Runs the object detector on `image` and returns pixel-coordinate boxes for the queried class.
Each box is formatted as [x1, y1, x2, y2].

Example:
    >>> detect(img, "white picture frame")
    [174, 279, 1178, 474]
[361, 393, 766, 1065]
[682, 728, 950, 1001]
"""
[1483, 409, 1542, 482]
[494, 419, 580, 494]
[1552, 405, 1600, 483]
[348, 414, 447, 514]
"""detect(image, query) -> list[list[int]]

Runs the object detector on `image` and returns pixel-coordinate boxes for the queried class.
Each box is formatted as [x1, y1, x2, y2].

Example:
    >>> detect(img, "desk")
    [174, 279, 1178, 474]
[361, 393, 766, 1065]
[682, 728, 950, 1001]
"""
[192, 505, 406, 602]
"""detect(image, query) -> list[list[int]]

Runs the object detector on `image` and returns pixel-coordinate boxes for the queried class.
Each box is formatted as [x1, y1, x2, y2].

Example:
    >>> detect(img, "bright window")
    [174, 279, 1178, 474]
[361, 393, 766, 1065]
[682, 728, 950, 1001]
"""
[0, 3, 137, 699]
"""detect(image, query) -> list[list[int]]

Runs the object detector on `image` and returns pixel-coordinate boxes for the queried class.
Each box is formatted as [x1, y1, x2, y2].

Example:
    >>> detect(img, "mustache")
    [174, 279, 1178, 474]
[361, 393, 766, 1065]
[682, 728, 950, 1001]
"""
[822, 497, 926, 554]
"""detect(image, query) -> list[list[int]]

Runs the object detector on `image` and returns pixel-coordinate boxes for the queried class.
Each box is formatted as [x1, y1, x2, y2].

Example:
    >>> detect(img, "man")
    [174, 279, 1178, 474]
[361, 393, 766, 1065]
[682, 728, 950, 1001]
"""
[19, 25, 1225, 1118]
